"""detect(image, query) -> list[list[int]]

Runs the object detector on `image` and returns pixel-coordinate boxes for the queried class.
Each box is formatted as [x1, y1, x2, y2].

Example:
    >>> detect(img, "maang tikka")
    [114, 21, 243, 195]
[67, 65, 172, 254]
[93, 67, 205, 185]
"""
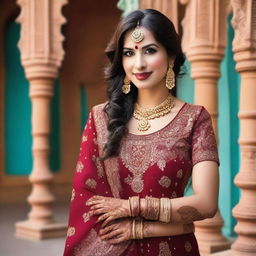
[166, 63, 175, 90]
[131, 20, 144, 43]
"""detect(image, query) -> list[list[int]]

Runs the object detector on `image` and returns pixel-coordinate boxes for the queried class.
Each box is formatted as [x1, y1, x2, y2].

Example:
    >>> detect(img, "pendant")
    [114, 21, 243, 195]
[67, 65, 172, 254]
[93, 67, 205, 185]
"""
[138, 118, 150, 131]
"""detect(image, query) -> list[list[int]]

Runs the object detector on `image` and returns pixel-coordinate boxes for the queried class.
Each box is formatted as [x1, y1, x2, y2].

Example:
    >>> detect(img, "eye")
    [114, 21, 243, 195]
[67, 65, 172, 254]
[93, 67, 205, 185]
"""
[145, 47, 157, 54]
[123, 50, 134, 57]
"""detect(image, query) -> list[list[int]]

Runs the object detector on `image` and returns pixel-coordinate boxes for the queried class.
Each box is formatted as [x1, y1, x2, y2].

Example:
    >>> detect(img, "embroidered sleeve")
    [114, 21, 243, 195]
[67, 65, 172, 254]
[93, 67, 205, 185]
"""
[191, 107, 219, 166]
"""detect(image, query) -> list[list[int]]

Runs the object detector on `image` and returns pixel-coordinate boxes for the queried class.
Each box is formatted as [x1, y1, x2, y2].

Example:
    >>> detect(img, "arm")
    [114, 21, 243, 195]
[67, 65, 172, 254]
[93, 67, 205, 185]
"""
[140, 160, 219, 224]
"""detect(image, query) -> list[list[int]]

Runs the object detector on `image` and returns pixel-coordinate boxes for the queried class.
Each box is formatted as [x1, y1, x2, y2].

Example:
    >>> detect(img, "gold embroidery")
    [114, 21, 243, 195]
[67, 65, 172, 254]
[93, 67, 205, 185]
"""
[159, 241, 172, 256]
[185, 240, 192, 252]
[159, 176, 171, 188]
[76, 161, 84, 173]
[82, 135, 88, 142]
[85, 178, 97, 189]
[92, 155, 105, 178]
[71, 189, 75, 201]
[67, 226, 75, 237]
[74, 228, 130, 256]
[93, 104, 122, 198]
[82, 212, 91, 223]
[157, 159, 166, 171]
[177, 169, 183, 178]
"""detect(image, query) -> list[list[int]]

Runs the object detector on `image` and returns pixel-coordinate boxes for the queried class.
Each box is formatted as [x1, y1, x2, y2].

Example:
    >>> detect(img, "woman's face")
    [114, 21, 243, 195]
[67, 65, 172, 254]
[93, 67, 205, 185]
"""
[122, 27, 171, 91]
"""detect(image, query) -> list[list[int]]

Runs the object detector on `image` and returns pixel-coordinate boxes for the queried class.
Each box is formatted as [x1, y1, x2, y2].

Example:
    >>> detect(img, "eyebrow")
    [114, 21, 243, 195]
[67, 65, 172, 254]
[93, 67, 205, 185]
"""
[123, 43, 159, 50]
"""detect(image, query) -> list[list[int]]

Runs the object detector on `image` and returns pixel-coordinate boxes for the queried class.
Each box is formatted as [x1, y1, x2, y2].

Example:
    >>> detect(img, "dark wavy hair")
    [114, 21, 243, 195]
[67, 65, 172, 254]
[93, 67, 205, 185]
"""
[102, 9, 185, 159]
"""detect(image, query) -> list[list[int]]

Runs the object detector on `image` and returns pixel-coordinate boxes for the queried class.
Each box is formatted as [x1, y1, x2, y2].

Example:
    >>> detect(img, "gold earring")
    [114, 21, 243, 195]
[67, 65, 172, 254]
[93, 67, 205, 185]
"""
[166, 63, 175, 90]
[122, 77, 131, 94]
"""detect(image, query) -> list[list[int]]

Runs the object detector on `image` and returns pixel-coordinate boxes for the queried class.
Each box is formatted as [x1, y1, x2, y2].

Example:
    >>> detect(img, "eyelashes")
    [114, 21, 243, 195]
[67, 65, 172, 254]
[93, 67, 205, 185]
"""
[123, 47, 157, 57]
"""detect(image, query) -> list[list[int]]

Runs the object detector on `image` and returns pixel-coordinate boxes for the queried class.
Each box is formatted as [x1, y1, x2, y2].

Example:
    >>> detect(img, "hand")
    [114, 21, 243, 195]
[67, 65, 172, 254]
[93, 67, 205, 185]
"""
[86, 195, 130, 227]
[99, 218, 132, 244]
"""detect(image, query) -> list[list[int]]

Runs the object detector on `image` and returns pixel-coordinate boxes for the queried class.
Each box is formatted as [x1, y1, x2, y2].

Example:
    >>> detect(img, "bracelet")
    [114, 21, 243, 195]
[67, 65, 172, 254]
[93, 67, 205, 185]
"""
[129, 196, 140, 217]
[131, 218, 144, 239]
[159, 198, 171, 223]
[141, 196, 160, 220]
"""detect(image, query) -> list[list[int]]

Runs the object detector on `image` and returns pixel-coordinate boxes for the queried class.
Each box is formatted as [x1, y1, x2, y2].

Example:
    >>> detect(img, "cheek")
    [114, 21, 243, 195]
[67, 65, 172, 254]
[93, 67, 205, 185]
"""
[149, 55, 168, 71]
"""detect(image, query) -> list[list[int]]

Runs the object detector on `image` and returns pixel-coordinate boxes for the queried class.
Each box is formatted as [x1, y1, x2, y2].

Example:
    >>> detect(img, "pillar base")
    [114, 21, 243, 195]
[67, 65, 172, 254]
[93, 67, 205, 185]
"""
[198, 239, 232, 254]
[15, 220, 67, 240]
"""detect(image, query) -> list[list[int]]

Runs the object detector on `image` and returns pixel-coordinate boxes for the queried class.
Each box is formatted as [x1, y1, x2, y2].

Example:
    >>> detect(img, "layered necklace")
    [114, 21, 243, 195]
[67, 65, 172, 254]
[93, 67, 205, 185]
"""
[133, 94, 175, 132]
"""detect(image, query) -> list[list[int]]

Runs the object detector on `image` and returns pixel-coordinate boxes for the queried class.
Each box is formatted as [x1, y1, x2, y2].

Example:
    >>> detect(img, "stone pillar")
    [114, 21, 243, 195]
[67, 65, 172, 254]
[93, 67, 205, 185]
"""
[15, 0, 67, 240]
[140, 0, 179, 32]
[230, 0, 256, 255]
[180, 0, 231, 253]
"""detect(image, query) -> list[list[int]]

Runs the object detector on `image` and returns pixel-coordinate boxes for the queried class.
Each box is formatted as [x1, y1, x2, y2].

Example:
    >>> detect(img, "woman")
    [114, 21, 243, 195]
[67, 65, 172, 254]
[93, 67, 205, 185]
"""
[63, 9, 219, 256]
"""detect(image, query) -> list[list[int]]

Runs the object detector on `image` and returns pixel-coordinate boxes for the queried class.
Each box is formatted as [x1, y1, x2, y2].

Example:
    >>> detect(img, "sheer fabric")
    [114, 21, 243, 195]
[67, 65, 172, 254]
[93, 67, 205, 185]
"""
[63, 102, 219, 256]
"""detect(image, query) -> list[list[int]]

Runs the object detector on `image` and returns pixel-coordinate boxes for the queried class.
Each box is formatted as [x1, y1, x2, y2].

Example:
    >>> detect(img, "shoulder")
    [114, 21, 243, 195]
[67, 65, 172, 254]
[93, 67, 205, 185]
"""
[184, 103, 210, 121]
[91, 101, 108, 118]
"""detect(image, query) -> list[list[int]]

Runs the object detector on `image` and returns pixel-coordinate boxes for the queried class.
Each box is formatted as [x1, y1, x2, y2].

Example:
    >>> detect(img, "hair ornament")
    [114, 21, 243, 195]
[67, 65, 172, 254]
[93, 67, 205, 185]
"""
[131, 20, 144, 43]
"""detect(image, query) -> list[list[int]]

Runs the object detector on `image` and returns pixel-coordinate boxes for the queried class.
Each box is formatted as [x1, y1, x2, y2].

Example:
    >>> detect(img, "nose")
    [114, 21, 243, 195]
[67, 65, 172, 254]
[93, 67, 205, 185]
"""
[134, 53, 146, 70]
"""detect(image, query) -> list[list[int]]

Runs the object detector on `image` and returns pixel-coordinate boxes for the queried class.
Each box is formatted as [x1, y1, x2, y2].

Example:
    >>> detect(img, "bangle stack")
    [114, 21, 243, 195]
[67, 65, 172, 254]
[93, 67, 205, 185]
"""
[131, 218, 144, 239]
[128, 196, 172, 223]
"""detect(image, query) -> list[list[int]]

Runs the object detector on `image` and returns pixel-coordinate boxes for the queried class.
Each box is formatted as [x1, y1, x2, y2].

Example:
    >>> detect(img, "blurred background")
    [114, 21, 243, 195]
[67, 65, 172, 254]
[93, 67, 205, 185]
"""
[1, 0, 255, 255]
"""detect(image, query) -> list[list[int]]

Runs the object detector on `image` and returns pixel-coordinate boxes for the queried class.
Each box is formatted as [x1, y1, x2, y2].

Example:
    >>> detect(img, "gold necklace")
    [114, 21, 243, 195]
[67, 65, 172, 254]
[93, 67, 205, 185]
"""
[133, 94, 175, 131]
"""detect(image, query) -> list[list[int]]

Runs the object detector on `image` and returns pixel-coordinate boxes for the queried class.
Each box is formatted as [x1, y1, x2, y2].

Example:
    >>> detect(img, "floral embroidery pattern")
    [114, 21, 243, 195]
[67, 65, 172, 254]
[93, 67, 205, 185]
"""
[159, 176, 171, 188]
[82, 212, 91, 223]
[74, 228, 129, 256]
[157, 159, 166, 171]
[76, 161, 84, 173]
[177, 169, 183, 178]
[67, 226, 75, 237]
[82, 135, 87, 142]
[185, 241, 192, 252]
[159, 241, 172, 256]
[85, 178, 97, 189]
[93, 155, 105, 178]
[71, 189, 75, 201]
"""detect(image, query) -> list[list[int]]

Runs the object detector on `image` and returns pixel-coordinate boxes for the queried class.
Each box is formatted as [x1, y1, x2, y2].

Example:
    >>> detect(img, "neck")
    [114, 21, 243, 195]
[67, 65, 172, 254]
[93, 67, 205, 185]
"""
[136, 88, 171, 108]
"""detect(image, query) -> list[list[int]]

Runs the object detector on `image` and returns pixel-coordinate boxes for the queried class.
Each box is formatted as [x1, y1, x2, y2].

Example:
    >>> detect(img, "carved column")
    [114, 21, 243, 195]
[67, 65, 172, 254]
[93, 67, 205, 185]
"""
[15, 0, 67, 240]
[231, 0, 256, 255]
[140, 0, 179, 32]
[180, 0, 231, 253]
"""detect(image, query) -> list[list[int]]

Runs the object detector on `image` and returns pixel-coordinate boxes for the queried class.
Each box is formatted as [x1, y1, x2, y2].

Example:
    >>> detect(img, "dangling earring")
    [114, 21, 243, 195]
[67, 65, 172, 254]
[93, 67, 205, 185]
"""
[122, 77, 131, 94]
[166, 63, 175, 90]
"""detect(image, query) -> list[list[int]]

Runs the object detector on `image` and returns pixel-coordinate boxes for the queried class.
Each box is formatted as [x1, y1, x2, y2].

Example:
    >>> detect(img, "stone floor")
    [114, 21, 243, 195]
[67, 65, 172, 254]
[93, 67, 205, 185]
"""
[1, 203, 68, 256]
[1, 203, 233, 256]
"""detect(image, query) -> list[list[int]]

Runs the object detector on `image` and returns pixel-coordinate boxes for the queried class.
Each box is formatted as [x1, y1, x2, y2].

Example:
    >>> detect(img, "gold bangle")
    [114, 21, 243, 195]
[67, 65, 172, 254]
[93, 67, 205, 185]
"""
[159, 198, 171, 223]
[134, 218, 144, 239]
[129, 196, 140, 217]
[141, 196, 160, 220]
[131, 219, 136, 239]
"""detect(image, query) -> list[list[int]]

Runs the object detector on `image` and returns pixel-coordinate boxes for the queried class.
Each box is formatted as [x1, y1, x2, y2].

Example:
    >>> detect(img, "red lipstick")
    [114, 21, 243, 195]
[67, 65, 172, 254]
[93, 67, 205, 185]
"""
[134, 72, 152, 81]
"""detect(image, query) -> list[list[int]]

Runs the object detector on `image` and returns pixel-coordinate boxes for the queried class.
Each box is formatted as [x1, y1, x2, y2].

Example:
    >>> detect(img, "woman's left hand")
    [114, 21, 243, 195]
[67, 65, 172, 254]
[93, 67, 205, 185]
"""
[86, 196, 130, 227]
[99, 218, 132, 244]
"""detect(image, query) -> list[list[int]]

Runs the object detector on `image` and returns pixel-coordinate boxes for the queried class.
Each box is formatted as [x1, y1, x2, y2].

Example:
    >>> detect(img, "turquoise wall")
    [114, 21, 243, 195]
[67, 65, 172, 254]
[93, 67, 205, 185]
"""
[4, 21, 60, 175]
[80, 85, 88, 131]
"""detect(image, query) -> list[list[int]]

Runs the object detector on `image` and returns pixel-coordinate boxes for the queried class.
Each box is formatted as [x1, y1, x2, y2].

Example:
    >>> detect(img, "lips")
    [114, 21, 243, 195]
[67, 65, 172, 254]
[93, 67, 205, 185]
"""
[133, 72, 152, 80]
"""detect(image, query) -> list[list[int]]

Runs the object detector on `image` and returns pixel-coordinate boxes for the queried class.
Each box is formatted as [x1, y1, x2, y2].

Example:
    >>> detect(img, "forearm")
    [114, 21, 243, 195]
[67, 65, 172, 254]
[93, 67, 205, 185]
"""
[143, 221, 194, 238]
[140, 194, 217, 224]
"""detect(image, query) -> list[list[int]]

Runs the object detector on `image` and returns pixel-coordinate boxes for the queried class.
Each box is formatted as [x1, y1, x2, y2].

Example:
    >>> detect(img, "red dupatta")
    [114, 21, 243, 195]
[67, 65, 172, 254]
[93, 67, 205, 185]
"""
[63, 103, 132, 256]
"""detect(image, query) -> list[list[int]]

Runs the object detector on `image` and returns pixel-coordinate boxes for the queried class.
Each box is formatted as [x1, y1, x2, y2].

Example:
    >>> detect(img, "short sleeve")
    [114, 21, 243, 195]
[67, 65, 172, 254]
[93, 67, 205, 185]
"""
[192, 107, 220, 166]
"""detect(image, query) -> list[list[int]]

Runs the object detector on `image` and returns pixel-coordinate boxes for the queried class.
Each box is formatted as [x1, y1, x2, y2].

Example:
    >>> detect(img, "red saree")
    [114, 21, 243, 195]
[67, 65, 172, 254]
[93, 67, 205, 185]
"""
[63, 102, 219, 256]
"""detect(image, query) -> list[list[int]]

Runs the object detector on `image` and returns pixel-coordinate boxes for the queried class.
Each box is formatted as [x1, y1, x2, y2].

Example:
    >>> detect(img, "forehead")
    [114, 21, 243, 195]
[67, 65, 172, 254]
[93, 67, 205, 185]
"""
[123, 27, 158, 47]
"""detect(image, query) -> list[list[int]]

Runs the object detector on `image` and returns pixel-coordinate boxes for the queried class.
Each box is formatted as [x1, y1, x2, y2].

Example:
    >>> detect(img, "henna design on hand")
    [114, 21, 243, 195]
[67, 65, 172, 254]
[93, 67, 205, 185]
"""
[183, 223, 195, 234]
[177, 206, 204, 223]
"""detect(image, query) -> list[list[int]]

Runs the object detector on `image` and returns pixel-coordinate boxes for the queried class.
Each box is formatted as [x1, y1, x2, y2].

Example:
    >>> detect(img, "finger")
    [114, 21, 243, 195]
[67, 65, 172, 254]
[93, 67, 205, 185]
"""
[100, 229, 120, 240]
[90, 203, 105, 210]
[108, 235, 125, 244]
[99, 224, 115, 235]
[101, 216, 115, 228]
[97, 212, 111, 223]
[92, 208, 107, 215]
